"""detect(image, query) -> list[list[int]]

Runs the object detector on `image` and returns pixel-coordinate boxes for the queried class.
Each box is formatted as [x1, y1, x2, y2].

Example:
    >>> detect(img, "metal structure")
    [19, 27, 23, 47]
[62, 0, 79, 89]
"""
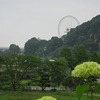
[58, 15, 80, 39]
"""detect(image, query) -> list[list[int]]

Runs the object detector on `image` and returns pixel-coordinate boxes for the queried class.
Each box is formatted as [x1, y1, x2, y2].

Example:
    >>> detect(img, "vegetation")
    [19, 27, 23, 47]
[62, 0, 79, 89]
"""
[1, 45, 100, 91]
[0, 15, 100, 100]
[64, 15, 100, 52]
[38, 96, 57, 100]
[0, 15, 100, 58]
[72, 61, 100, 100]
[23, 15, 100, 57]
[0, 91, 99, 100]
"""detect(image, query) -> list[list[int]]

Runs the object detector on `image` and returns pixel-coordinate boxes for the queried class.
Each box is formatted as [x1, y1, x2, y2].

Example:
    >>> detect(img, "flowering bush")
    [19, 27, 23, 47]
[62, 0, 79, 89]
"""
[38, 96, 56, 100]
[71, 61, 100, 100]
[72, 61, 100, 78]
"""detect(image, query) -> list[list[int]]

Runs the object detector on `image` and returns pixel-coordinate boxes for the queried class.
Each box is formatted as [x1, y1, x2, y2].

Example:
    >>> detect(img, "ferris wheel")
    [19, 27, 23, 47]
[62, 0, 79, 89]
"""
[58, 15, 80, 39]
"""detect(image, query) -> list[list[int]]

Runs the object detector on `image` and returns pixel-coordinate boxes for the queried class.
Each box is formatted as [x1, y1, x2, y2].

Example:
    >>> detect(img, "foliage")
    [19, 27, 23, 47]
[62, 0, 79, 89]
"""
[20, 80, 32, 85]
[74, 45, 89, 66]
[72, 61, 100, 78]
[0, 55, 42, 91]
[94, 83, 100, 93]
[64, 15, 100, 52]
[1, 15, 100, 57]
[8, 44, 21, 54]
[48, 57, 68, 87]
[24, 37, 41, 55]
[89, 52, 100, 63]
[38, 96, 57, 100]
[24, 37, 63, 57]
[36, 62, 50, 91]
[72, 61, 100, 100]
[59, 46, 74, 70]
[46, 37, 63, 56]
[76, 84, 89, 100]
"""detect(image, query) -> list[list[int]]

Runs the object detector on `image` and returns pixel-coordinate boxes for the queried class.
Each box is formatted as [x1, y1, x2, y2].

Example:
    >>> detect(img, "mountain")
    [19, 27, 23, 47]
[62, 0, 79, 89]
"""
[24, 37, 63, 58]
[63, 15, 100, 52]
[24, 15, 100, 57]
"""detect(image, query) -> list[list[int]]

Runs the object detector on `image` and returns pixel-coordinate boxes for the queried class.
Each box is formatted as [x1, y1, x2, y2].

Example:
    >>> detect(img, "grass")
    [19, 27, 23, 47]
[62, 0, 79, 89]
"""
[0, 90, 99, 100]
[0, 90, 76, 100]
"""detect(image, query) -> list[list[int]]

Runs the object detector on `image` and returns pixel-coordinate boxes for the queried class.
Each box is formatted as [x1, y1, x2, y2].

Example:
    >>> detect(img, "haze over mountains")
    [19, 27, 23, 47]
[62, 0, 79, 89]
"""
[0, 15, 100, 57]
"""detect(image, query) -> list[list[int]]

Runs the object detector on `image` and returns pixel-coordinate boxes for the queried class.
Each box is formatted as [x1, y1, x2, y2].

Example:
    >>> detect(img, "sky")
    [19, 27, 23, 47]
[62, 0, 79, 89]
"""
[0, 0, 100, 48]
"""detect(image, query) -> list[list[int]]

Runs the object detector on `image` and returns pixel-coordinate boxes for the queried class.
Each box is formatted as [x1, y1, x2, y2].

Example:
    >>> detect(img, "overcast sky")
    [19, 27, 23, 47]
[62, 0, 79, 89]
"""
[0, 0, 100, 47]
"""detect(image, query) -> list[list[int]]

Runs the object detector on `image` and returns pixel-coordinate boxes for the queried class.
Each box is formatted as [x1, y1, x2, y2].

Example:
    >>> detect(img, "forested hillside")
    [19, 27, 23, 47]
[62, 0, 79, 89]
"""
[24, 15, 100, 57]
[64, 15, 100, 52]
[24, 37, 63, 58]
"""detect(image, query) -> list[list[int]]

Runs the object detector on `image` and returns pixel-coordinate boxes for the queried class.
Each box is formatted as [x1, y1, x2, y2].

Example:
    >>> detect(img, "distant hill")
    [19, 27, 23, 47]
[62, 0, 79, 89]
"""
[24, 37, 63, 58]
[0, 47, 8, 52]
[24, 15, 100, 57]
[63, 15, 100, 52]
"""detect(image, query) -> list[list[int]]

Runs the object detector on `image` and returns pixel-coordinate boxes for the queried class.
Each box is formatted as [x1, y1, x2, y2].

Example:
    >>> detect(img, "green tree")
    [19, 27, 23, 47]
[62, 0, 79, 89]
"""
[48, 58, 68, 87]
[46, 37, 63, 55]
[24, 37, 41, 55]
[74, 45, 89, 65]
[72, 61, 100, 100]
[35, 61, 50, 91]
[89, 52, 100, 63]
[8, 44, 21, 54]
[3, 55, 42, 91]
[59, 46, 74, 70]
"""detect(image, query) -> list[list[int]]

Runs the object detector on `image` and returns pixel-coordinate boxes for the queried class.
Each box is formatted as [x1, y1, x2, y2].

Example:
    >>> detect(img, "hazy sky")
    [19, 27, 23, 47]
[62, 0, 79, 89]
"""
[0, 0, 100, 47]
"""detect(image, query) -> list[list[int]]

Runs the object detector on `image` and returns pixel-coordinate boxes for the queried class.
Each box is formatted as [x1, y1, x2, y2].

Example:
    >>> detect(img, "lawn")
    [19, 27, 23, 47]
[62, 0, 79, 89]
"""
[0, 90, 99, 100]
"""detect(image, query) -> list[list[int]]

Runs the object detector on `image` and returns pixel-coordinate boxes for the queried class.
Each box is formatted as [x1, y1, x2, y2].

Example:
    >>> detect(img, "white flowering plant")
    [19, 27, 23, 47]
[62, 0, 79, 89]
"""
[71, 61, 100, 100]
[72, 62, 100, 78]
[38, 96, 56, 100]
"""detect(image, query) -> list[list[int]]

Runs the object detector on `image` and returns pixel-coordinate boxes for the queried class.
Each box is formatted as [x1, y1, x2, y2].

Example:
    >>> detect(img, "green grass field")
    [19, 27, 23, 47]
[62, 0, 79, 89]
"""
[0, 91, 99, 100]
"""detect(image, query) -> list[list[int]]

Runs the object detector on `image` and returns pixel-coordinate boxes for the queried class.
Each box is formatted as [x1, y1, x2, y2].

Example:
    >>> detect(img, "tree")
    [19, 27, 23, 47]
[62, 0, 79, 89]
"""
[48, 58, 68, 87]
[0, 56, 4, 66]
[72, 61, 100, 100]
[24, 37, 63, 57]
[3, 55, 42, 91]
[24, 37, 41, 55]
[35, 61, 50, 91]
[90, 51, 100, 63]
[59, 46, 74, 70]
[8, 44, 20, 54]
[74, 45, 89, 66]
[46, 37, 63, 55]
[2, 55, 21, 90]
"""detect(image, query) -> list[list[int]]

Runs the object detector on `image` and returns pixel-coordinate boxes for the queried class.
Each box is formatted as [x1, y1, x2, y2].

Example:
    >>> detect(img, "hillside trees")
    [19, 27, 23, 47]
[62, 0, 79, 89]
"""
[8, 44, 21, 54]
[46, 37, 63, 56]
[59, 46, 74, 70]
[73, 45, 89, 65]
[24, 37, 47, 56]
[24, 37, 63, 57]
[63, 15, 100, 52]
